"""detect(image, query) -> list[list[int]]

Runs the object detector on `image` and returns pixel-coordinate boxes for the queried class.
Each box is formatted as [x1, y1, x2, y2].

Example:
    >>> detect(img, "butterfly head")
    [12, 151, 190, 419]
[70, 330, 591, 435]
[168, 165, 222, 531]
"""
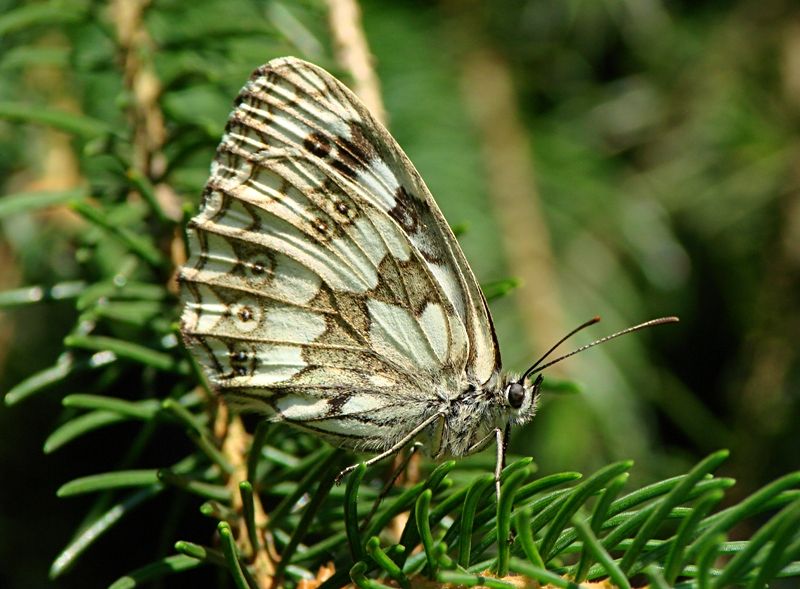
[502, 373, 543, 426]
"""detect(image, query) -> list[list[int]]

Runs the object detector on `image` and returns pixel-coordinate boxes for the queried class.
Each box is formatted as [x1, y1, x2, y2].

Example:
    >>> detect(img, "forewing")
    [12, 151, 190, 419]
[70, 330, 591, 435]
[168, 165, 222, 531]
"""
[180, 57, 498, 446]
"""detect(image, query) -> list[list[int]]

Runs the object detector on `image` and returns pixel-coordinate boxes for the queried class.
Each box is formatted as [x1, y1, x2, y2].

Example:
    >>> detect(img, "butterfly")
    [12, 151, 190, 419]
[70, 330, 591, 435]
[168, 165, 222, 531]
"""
[178, 56, 677, 493]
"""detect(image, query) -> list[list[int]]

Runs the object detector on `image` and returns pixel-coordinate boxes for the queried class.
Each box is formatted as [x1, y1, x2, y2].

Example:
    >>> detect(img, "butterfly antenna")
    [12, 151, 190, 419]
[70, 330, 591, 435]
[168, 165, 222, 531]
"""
[519, 316, 602, 383]
[520, 316, 679, 383]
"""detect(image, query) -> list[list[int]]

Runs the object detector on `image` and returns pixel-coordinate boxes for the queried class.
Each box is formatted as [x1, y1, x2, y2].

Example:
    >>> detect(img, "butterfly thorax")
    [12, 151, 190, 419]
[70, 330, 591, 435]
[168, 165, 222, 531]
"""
[431, 372, 539, 458]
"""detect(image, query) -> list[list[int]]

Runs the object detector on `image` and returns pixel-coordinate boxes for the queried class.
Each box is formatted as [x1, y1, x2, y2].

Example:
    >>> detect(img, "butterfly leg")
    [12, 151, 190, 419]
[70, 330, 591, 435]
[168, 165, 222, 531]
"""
[495, 423, 513, 501]
[494, 426, 506, 501]
[335, 411, 446, 484]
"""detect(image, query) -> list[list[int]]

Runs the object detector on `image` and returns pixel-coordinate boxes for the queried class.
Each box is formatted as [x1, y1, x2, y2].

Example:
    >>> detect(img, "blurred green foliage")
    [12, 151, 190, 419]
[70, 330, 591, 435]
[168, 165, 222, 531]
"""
[1, 0, 798, 587]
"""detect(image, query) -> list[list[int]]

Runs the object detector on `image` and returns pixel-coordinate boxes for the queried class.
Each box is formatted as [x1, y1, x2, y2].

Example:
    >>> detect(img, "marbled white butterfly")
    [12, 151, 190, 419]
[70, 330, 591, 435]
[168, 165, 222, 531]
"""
[179, 57, 677, 492]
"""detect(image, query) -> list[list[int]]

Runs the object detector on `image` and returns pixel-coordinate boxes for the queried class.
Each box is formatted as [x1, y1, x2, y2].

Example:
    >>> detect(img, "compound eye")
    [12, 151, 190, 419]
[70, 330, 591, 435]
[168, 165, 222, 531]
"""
[507, 382, 525, 409]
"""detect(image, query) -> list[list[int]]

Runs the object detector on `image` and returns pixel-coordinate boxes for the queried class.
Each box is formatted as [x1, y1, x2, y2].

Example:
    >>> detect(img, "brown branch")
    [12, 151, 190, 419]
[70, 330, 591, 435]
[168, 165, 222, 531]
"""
[111, 0, 164, 177]
[439, 0, 566, 363]
[460, 48, 567, 362]
[110, 0, 184, 295]
[325, 0, 387, 125]
[110, 0, 182, 232]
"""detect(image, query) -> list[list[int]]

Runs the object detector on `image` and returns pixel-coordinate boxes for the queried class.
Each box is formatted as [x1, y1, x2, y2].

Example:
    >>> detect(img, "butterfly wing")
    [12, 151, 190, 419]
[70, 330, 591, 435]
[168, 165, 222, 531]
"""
[179, 57, 500, 450]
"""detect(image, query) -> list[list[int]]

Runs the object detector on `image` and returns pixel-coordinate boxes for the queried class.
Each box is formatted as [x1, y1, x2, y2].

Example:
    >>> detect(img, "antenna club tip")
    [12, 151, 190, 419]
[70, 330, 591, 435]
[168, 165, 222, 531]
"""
[592, 315, 601, 323]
